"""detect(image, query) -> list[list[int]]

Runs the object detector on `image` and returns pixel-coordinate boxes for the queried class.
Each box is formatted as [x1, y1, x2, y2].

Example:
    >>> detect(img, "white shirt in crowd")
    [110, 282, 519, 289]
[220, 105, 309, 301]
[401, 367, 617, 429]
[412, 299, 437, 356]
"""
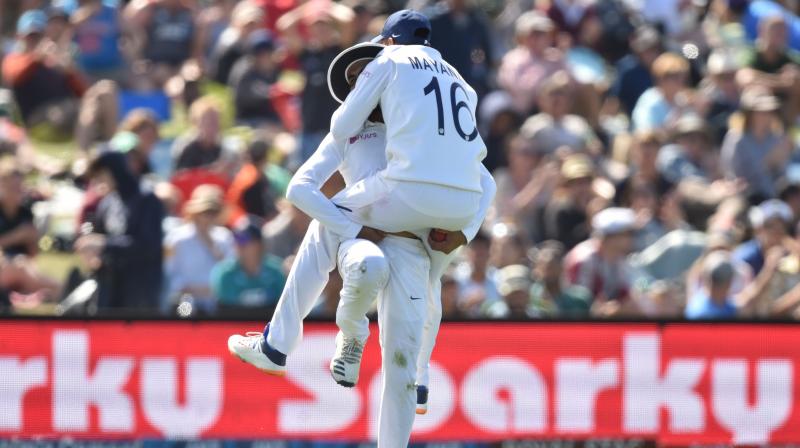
[165, 223, 235, 308]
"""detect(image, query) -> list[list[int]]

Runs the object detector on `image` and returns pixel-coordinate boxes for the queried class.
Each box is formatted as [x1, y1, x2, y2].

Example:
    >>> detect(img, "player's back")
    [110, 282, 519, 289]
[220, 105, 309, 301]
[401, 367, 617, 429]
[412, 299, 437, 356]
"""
[339, 122, 387, 186]
[378, 45, 485, 193]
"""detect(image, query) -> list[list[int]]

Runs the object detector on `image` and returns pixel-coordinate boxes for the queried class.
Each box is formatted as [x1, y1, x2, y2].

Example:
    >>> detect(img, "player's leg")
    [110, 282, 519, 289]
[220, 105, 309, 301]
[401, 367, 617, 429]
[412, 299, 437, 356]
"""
[330, 238, 390, 387]
[414, 247, 459, 414]
[227, 220, 341, 374]
[375, 236, 430, 447]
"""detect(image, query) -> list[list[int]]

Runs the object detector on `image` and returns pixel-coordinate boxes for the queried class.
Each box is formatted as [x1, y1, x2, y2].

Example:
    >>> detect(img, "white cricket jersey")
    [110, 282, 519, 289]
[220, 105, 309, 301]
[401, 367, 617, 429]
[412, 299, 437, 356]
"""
[330, 45, 486, 193]
[286, 122, 496, 241]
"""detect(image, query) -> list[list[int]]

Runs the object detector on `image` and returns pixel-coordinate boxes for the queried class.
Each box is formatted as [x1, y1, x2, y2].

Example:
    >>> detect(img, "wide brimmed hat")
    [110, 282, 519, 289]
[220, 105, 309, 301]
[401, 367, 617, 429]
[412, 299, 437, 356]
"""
[327, 42, 385, 104]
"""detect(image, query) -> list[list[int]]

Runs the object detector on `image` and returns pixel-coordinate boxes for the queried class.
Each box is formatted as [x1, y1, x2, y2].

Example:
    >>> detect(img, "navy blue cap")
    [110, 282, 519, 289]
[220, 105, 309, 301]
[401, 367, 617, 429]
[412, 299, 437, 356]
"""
[371, 9, 431, 46]
[233, 216, 264, 246]
[247, 30, 276, 54]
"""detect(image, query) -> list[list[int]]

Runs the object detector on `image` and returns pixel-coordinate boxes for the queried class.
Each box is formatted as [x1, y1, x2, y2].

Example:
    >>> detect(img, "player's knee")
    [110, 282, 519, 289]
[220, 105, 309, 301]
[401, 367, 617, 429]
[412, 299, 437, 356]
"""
[358, 252, 390, 291]
[341, 249, 389, 293]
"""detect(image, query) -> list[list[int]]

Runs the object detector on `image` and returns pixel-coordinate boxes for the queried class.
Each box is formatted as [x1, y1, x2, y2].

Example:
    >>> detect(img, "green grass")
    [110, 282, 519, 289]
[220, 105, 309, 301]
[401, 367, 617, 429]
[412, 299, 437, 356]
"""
[33, 139, 80, 162]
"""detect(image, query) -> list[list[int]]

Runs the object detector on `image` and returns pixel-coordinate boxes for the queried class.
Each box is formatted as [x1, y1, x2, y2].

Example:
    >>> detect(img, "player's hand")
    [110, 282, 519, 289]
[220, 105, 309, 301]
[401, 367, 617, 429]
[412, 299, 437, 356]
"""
[428, 229, 467, 254]
[357, 226, 386, 244]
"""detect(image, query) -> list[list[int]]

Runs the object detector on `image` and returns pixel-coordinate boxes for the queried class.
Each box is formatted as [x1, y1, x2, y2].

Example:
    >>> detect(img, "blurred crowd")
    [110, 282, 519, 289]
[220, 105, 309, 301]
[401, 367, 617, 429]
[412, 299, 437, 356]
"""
[2, 0, 800, 320]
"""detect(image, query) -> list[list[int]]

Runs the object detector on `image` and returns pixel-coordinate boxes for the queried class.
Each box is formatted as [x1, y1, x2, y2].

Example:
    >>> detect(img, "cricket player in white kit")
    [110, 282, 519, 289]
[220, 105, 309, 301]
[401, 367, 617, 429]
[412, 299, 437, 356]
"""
[229, 11, 492, 445]
[327, 10, 486, 236]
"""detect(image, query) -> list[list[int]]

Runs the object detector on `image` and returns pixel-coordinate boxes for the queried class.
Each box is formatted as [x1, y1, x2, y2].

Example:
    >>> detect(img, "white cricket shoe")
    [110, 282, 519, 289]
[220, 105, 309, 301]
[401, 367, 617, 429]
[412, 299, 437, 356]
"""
[228, 331, 286, 376]
[330, 331, 364, 387]
[416, 385, 429, 415]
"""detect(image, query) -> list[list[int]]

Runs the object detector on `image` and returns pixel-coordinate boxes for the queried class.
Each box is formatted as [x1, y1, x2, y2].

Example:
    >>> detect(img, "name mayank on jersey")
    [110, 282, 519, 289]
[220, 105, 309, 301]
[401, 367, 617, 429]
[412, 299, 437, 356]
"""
[407, 56, 459, 79]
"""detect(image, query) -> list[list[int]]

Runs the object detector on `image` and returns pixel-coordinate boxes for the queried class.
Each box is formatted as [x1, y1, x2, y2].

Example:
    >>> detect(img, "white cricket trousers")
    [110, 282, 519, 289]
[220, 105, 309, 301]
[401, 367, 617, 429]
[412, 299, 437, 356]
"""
[331, 173, 481, 233]
[375, 236, 430, 447]
[335, 238, 461, 387]
[415, 247, 460, 387]
[267, 220, 389, 354]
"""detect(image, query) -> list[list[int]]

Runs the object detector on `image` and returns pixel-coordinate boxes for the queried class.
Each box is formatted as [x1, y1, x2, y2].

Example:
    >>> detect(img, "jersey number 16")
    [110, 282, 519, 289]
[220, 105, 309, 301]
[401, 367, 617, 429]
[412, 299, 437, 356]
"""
[423, 76, 478, 142]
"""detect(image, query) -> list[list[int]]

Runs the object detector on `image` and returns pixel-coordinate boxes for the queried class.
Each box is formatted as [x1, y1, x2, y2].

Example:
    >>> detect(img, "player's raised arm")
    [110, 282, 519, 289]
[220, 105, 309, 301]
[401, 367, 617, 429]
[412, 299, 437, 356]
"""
[285, 133, 362, 240]
[330, 56, 392, 140]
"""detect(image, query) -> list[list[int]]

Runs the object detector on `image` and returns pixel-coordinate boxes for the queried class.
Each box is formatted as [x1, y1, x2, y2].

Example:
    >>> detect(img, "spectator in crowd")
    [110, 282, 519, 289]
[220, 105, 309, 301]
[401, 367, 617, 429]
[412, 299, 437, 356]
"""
[454, 232, 499, 317]
[2, 11, 84, 133]
[165, 184, 234, 314]
[226, 134, 278, 225]
[632, 52, 691, 132]
[79, 150, 165, 309]
[228, 30, 282, 127]
[71, 0, 127, 84]
[478, 90, 519, 172]
[564, 207, 639, 317]
[490, 134, 557, 242]
[616, 131, 673, 208]
[212, 217, 285, 310]
[763, 232, 800, 318]
[251, 0, 298, 32]
[154, 181, 183, 235]
[780, 181, 800, 225]
[485, 264, 535, 319]
[702, 0, 750, 51]
[636, 280, 684, 318]
[278, 0, 355, 164]
[498, 11, 566, 115]
[117, 108, 161, 178]
[44, 6, 71, 48]
[172, 96, 225, 172]
[428, 0, 493, 97]
[0, 159, 37, 257]
[721, 86, 792, 203]
[734, 199, 792, 276]
[688, 232, 742, 279]
[542, 0, 595, 40]
[129, 0, 197, 87]
[195, 0, 237, 68]
[345, 0, 378, 42]
[107, 131, 147, 180]
[623, 178, 673, 251]
[529, 241, 592, 317]
[608, 26, 660, 117]
[262, 201, 310, 260]
[739, 15, 800, 120]
[656, 114, 717, 185]
[208, 0, 264, 84]
[439, 274, 463, 319]
[685, 251, 739, 319]
[543, 153, 594, 250]
[489, 224, 530, 269]
[702, 50, 742, 143]
[522, 71, 600, 155]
